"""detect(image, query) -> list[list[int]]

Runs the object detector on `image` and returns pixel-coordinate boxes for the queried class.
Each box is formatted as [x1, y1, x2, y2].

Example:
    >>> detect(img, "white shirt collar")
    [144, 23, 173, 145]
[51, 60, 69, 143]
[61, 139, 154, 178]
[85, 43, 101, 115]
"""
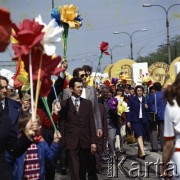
[0, 99, 5, 108]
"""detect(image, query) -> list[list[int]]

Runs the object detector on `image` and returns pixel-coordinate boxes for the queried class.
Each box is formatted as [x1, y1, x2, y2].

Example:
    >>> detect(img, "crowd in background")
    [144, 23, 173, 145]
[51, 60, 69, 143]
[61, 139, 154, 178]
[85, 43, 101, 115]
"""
[1, 63, 180, 180]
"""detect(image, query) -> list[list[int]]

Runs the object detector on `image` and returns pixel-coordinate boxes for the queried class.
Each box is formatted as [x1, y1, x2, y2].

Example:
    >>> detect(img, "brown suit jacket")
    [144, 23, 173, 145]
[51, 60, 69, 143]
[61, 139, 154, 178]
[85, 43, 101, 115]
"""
[63, 86, 102, 130]
[60, 97, 97, 150]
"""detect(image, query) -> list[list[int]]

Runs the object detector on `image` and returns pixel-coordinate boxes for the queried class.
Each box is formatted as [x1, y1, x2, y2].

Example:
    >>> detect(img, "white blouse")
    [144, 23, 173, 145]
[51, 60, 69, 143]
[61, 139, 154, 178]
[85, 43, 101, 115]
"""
[164, 100, 180, 148]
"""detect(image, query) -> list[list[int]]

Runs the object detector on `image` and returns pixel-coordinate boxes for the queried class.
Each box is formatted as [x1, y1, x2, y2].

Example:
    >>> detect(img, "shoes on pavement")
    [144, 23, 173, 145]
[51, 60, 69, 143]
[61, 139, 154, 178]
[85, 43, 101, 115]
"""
[138, 153, 147, 160]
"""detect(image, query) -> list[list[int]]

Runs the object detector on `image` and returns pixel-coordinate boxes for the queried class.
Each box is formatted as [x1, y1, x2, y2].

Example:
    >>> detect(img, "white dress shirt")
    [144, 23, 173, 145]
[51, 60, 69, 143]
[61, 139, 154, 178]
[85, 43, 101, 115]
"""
[81, 88, 86, 99]
[138, 96, 143, 118]
[0, 99, 5, 109]
[71, 96, 80, 107]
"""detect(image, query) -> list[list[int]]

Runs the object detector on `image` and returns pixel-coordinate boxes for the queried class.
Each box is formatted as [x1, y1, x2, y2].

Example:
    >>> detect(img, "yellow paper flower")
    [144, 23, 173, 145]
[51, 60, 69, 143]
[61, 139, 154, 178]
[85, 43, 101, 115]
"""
[117, 101, 129, 115]
[86, 76, 94, 86]
[139, 74, 152, 83]
[17, 59, 30, 91]
[65, 72, 73, 81]
[59, 4, 81, 29]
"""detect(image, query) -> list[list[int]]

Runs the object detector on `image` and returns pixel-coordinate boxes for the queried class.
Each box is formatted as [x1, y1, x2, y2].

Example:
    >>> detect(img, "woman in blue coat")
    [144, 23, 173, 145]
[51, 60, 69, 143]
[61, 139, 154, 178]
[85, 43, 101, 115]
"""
[127, 85, 148, 159]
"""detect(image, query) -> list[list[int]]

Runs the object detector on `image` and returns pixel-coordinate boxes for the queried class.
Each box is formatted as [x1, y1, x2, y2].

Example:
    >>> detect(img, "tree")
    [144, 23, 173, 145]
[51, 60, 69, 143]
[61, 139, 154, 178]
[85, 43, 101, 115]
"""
[136, 35, 180, 65]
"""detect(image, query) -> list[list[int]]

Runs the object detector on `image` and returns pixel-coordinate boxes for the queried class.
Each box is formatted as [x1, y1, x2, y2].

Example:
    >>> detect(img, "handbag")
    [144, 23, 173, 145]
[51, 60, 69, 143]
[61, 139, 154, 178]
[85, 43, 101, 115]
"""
[147, 93, 158, 123]
[126, 129, 136, 144]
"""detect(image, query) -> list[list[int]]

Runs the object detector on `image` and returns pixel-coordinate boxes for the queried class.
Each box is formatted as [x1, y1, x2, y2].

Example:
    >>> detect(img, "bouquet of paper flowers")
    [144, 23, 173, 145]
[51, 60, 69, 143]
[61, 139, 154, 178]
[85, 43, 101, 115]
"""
[139, 73, 153, 96]
[108, 97, 129, 115]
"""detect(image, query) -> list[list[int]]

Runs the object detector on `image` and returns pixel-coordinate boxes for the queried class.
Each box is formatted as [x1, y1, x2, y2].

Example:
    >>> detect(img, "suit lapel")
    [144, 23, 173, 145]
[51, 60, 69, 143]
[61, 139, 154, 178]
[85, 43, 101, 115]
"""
[79, 98, 85, 115]
[68, 98, 76, 114]
[85, 86, 91, 100]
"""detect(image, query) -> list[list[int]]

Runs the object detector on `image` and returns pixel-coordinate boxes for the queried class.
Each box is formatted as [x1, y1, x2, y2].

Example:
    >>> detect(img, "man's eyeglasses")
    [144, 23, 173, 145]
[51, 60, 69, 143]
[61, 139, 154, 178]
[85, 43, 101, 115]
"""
[80, 74, 87, 78]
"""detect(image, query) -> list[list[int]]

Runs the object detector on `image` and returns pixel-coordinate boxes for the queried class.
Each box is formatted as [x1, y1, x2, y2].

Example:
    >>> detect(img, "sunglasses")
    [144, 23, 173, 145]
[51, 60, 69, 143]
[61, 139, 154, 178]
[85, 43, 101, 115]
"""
[80, 74, 87, 78]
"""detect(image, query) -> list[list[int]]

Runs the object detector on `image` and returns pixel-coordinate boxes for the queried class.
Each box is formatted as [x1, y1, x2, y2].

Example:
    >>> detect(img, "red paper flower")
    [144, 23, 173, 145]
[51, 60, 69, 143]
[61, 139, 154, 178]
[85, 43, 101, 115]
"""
[104, 79, 111, 87]
[22, 48, 64, 97]
[0, 7, 12, 52]
[100, 41, 110, 55]
[147, 80, 153, 87]
[12, 19, 44, 57]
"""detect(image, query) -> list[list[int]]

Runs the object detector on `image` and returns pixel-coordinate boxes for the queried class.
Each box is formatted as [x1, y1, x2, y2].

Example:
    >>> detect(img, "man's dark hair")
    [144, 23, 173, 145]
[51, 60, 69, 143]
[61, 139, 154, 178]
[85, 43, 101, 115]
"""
[69, 78, 83, 89]
[73, 68, 84, 78]
[135, 85, 144, 93]
[149, 86, 155, 93]
[153, 82, 162, 91]
[0, 75, 9, 84]
[82, 65, 92, 74]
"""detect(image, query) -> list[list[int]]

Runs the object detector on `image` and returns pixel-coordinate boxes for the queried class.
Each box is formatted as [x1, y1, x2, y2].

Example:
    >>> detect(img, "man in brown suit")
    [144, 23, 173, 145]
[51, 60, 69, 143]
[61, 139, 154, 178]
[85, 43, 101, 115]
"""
[60, 78, 97, 180]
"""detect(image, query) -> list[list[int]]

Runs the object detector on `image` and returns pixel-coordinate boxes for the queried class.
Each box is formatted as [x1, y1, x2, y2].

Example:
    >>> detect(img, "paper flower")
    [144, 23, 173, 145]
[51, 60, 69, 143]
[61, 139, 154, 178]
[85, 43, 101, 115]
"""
[0, 7, 12, 52]
[51, 8, 61, 26]
[22, 48, 63, 97]
[139, 73, 152, 84]
[51, 4, 82, 61]
[111, 78, 119, 85]
[59, 4, 82, 29]
[35, 15, 64, 56]
[108, 98, 118, 111]
[117, 101, 129, 115]
[101, 78, 112, 87]
[100, 42, 110, 55]
[11, 19, 44, 57]
[13, 58, 30, 91]
[86, 76, 94, 86]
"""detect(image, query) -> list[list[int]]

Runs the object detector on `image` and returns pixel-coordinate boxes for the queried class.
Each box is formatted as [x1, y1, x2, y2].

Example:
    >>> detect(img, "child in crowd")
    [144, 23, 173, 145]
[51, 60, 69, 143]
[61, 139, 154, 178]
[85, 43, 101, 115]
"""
[13, 113, 61, 180]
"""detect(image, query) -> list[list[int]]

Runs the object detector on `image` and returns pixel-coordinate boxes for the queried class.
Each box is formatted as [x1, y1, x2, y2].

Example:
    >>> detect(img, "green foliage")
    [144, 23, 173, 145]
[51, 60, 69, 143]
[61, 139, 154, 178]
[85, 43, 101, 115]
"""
[136, 35, 180, 65]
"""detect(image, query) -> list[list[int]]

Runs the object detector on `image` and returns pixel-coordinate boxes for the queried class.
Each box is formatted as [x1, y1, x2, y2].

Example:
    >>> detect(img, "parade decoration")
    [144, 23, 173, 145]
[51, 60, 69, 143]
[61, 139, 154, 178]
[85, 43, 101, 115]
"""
[139, 73, 153, 97]
[101, 78, 112, 87]
[13, 58, 30, 91]
[111, 77, 119, 86]
[35, 15, 63, 56]
[11, 16, 64, 130]
[51, 4, 82, 61]
[108, 97, 129, 116]
[0, 7, 12, 52]
[117, 100, 129, 115]
[94, 42, 110, 81]
[86, 76, 94, 86]
[11, 19, 44, 58]
[108, 97, 118, 111]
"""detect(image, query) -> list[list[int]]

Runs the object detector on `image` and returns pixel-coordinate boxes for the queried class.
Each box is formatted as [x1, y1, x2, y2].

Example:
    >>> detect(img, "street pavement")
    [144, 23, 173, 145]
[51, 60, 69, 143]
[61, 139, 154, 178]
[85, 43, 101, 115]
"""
[54, 141, 163, 180]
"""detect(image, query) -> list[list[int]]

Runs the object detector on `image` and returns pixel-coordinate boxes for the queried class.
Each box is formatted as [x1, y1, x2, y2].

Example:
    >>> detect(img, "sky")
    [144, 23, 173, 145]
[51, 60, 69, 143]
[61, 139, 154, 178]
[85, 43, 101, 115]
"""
[1, 0, 180, 73]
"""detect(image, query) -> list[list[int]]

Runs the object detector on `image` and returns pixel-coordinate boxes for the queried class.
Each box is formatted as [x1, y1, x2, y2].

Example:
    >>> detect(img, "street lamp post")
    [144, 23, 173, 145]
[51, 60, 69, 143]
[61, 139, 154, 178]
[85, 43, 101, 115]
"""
[109, 44, 124, 64]
[88, 54, 101, 72]
[113, 29, 147, 60]
[143, 3, 180, 65]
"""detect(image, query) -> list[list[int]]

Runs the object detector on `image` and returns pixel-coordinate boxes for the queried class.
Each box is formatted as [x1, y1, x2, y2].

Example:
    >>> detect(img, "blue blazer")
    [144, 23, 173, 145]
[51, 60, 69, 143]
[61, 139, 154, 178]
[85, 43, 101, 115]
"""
[127, 95, 147, 123]
[148, 91, 166, 121]
[5, 98, 21, 132]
